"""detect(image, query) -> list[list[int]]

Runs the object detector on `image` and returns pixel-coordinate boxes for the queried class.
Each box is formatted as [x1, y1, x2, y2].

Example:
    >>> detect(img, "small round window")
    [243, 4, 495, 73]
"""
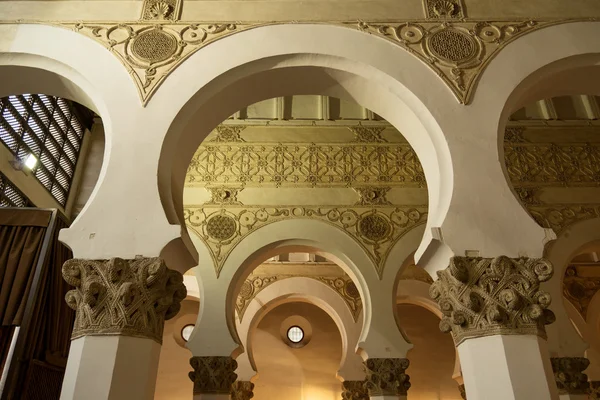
[181, 324, 195, 342]
[287, 326, 304, 343]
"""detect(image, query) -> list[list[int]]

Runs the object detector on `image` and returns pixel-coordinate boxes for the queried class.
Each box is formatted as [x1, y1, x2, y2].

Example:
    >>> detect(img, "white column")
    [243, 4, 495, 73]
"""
[458, 335, 557, 400]
[61, 336, 161, 400]
[59, 258, 186, 400]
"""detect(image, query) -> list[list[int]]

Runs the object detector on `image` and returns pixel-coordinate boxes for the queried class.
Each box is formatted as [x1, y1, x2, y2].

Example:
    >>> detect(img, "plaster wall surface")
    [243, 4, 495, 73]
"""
[251, 302, 342, 400]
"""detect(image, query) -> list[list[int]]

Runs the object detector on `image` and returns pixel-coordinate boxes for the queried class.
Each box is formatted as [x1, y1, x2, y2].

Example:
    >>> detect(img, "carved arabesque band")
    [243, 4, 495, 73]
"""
[429, 256, 555, 345]
[62, 257, 187, 343]
[189, 356, 238, 395]
[364, 358, 411, 396]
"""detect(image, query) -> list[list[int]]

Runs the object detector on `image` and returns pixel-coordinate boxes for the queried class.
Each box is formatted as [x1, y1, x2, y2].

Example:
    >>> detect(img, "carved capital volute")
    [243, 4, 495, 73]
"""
[341, 380, 368, 400]
[231, 381, 254, 400]
[189, 356, 238, 395]
[429, 256, 556, 345]
[364, 358, 411, 396]
[551, 357, 590, 394]
[62, 257, 187, 343]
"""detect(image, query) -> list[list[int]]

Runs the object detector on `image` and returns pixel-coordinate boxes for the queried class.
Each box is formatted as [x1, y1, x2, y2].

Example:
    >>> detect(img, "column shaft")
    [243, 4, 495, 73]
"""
[458, 335, 556, 400]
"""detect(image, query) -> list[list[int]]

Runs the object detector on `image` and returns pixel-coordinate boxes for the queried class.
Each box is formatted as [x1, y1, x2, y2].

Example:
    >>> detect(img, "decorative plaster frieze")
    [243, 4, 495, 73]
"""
[236, 273, 362, 322]
[364, 358, 411, 396]
[528, 204, 600, 235]
[2, 19, 593, 105]
[551, 357, 590, 395]
[186, 142, 425, 188]
[231, 381, 254, 400]
[423, 0, 466, 19]
[429, 256, 555, 345]
[505, 142, 600, 187]
[504, 127, 527, 143]
[184, 205, 427, 277]
[341, 380, 369, 400]
[189, 356, 238, 395]
[62, 257, 187, 343]
[563, 266, 600, 320]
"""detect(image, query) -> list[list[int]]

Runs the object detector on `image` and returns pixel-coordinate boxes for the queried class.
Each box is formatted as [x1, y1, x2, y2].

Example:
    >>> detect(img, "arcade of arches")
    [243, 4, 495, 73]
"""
[1, 1, 600, 399]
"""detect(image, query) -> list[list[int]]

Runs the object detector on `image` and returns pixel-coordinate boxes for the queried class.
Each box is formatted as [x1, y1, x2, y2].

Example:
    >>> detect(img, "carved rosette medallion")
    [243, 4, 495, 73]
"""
[341, 380, 369, 400]
[429, 256, 556, 345]
[551, 357, 590, 395]
[364, 358, 411, 396]
[231, 381, 255, 400]
[62, 257, 187, 343]
[424, 0, 465, 19]
[189, 356, 238, 395]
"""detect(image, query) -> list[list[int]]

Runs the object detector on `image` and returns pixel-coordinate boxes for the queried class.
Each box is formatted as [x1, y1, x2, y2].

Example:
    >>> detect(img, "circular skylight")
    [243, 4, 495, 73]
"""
[287, 326, 304, 343]
[181, 324, 195, 342]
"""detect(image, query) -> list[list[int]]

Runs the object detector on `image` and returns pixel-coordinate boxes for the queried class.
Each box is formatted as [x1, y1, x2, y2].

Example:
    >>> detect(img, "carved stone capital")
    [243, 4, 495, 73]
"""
[62, 257, 187, 343]
[551, 357, 590, 394]
[589, 381, 600, 399]
[364, 358, 411, 396]
[341, 380, 368, 400]
[189, 356, 238, 395]
[231, 381, 254, 400]
[458, 384, 467, 399]
[429, 256, 556, 345]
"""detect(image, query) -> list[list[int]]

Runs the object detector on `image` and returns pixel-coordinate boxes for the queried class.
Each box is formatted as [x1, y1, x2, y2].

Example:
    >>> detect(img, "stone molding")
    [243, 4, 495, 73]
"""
[231, 381, 255, 400]
[62, 257, 186, 343]
[364, 358, 411, 396]
[551, 357, 590, 395]
[429, 256, 555, 345]
[189, 356, 238, 395]
[341, 380, 369, 400]
[2, 19, 595, 105]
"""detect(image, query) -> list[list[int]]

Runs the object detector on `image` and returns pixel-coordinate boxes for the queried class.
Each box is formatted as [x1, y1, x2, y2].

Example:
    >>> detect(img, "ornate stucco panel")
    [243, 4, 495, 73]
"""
[185, 205, 427, 278]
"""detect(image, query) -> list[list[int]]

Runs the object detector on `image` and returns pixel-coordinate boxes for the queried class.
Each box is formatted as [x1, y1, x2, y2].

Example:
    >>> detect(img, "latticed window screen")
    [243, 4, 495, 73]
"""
[0, 94, 88, 206]
[0, 171, 32, 207]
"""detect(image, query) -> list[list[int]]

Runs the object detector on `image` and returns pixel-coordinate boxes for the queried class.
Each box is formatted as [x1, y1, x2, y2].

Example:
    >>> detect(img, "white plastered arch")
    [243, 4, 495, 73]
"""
[0, 23, 183, 260]
[417, 21, 600, 274]
[186, 218, 412, 360]
[235, 277, 364, 382]
[152, 23, 454, 273]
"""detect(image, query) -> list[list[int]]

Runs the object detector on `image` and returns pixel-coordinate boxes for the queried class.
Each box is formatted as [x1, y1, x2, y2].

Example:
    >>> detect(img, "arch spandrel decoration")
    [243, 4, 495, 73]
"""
[184, 205, 428, 278]
[3, 19, 595, 105]
[236, 274, 362, 322]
